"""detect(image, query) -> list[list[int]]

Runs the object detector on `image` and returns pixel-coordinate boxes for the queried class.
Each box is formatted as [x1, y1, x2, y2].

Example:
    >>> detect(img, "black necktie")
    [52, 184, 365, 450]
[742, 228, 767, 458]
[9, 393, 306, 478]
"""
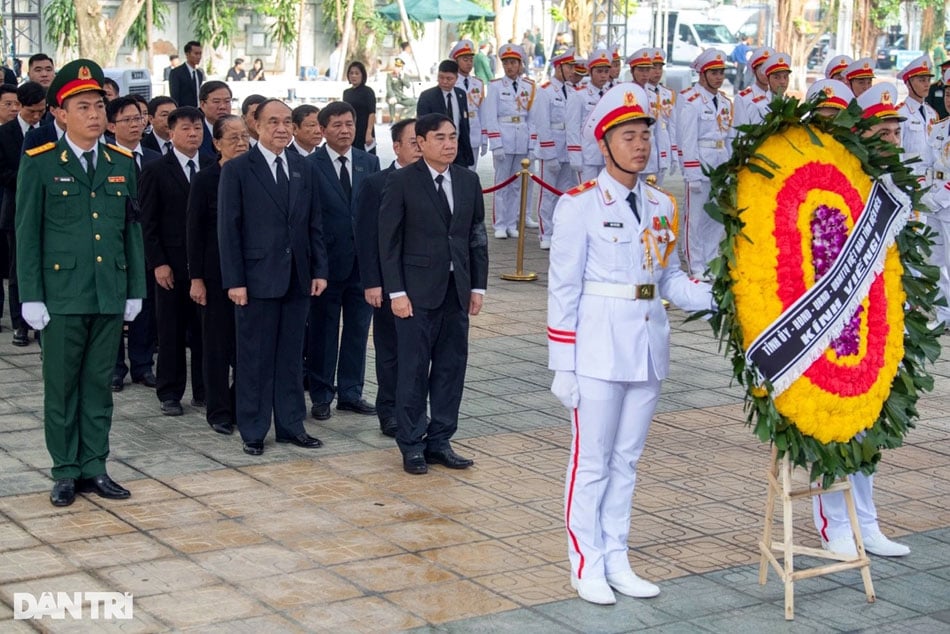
[338, 156, 352, 201]
[562, 84, 567, 99]
[435, 174, 451, 223]
[163, 141, 172, 154]
[275, 155, 289, 202]
[921, 104, 927, 122]
[627, 191, 641, 224]
[598, 89, 604, 98]
[464, 77, 469, 90]
[512, 79, 518, 93]
[82, 150, 95, 182]
[186, 159, 196, 183]
[446, 92, 454, 121]
[713, 94, 719, 110]
[133, 151, 142, 177]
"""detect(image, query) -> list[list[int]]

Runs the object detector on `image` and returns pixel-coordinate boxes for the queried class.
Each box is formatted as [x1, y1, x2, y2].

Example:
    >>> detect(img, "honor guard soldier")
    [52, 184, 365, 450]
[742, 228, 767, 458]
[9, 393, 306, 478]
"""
[678, 49, 732, 279]
[451, 39, 488, 170]
[533, 48, 577, 249]
[483, 43, 535, 238]
[805, 79, 855, 117]
[732, 46, 775, 130]
[897, 55, 937, 179]
[649, 48, 678, 184]
[548, 83, 714, 605]
[628, 48, 668, 184]
[843, 57, 876, 98]
[566, 48, 613, 182]
[925, 67, 950, 327]
[572, 58, 588, 87]
[608, 45, 623, 86]
[812, 82, 911, 559]
[824, 54, 852, 81]
[16, 59, 146, 507]
[926, 58, 950, 119]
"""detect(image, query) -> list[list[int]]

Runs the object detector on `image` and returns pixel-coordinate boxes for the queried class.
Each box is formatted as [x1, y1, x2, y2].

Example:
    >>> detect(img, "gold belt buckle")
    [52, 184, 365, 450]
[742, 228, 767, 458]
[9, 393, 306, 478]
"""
[510, 116, 521, 123]
[635, 284, 656, 300]
[937, 171, 945, 180]
[716, 140, 724, 149]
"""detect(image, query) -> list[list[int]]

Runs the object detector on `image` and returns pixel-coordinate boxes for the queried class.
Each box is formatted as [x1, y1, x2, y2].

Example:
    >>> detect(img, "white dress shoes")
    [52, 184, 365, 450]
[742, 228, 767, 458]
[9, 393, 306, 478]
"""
[507, 228, 520, 238]
[524, 217, 539, 228]
[571, 576, 616, 605]
[821, 535, 858, 558]
[494, 229, 508, 239]
[606, 570, 661, 598]
[539, 238, 551, 250]
[862, 530, 910, 557]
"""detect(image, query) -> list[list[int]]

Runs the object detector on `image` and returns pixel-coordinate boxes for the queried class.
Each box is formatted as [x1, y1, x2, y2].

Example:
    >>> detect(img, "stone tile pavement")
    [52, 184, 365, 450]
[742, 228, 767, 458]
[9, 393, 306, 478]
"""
[1, 157, 949, 631]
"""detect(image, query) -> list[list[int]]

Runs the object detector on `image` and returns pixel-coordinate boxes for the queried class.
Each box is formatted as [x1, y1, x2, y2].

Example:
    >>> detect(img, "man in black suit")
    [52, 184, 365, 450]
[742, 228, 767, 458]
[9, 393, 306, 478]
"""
[169, 41, 204, 108]
[378, 113, 488, 474]
[241, 94, 267, 148]
[198, 81, 231, 157]
[163, 54, 180, 82]
[415, 59, 475, 168]
[106, 96, 162, 391]
[354, 118, 420, 437]
[140, 107, 212, 416]
[0, 82, 46, 346]
[306, 101, 380, 420]
[22, 106, 65, 153]
[142, 96, 177, 154]
[218, 98, 328, 455]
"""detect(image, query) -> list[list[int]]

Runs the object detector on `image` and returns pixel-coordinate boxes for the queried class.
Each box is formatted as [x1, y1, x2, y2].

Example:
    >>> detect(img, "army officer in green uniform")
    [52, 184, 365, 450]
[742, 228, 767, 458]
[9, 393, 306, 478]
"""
[15, 59, 146, 507]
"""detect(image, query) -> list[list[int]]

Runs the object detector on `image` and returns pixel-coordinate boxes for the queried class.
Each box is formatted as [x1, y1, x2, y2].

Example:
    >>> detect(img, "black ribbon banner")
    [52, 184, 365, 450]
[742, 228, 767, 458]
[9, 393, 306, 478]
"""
[745, 179, 908, 395]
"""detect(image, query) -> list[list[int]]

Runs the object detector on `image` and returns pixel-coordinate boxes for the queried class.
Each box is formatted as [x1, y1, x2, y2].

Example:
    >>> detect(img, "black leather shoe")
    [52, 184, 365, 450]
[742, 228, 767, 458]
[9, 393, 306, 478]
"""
[243, 441, 264, 456]
[160, 400, 183, 416]
[12, 327, 29, 347]
[276, 433, 323, 448]
[191, 397, 206, 408]
[209, 421, 234, 435]
[77, 474, 131, 499]
[311, 403, 331, 420]
[111, 375, 124, 392]
[132, 371, 157, 388]
[380, 417, 398, 437]
[50, 478, 76, 507]
[424, 448, 474, 469]
[337, 398, 377, 415]
[403, 452, 428, 475]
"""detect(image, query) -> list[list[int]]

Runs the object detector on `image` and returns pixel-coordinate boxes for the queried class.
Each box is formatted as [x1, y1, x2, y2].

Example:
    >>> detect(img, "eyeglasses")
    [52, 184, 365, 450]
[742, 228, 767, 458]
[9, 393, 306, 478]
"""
[115, 115, 146, 125]
[221, 133, 250, 143]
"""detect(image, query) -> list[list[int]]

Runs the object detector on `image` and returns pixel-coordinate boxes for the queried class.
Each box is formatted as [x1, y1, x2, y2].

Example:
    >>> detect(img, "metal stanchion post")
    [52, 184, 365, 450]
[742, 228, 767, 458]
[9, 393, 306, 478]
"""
[501, 158, 538, 281]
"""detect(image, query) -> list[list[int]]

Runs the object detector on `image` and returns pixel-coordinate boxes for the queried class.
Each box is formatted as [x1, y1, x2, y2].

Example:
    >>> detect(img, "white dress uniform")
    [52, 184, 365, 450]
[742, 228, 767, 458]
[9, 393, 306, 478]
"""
[533, 52, 577, 248]
[548, 84, 713, 599]
[482, 44, 535, 236]
[896, 55, 938, 179]
[451, 40, 488, 172]
[566, 50, 613, 183]
[924, 115, 950, 325]
[731, 47, 774, 132]
[678, 53, 733, 278]
[812, 82, 911, 559]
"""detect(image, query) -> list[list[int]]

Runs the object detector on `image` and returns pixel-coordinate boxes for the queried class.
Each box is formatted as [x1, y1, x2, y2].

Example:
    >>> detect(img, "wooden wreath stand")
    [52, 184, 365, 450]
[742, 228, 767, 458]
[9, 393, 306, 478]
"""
[758, 446, 875, 620]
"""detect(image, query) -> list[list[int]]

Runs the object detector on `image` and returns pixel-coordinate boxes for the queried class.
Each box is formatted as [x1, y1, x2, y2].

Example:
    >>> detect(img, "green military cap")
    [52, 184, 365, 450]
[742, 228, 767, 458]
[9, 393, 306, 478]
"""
[47, 58, 106, 108]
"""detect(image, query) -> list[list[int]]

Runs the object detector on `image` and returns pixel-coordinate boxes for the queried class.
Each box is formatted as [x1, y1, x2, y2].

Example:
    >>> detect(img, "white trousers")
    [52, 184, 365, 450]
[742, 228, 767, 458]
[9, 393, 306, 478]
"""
[537, 159, 579, 241]
[812, 472, 878, 541]
[564, 369, 661, 581]
[492, 152, 529, 232]
[684, 180, 723, 279]
[928, 214, 950, 323]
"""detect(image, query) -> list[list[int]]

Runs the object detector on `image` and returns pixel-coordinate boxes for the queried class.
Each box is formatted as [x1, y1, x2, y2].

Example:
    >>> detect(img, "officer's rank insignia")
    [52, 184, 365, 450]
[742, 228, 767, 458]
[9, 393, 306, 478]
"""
[108, 175, 126, 183]
[60, 150, 68, 162]
[24, 142, 56, 157]
[566, 179, 596, 196]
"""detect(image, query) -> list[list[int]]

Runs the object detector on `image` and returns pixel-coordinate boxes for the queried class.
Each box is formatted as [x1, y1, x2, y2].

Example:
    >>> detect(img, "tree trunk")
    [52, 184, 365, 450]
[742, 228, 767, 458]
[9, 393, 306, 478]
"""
[851, 0, 881, 59]
[564, 0, 592, 56]
[776, 0, 836, 94]
[296, 0, 306, 78]
[337, 0, 356, 80]
[493, 0, 503, 49]
[74, 0, 146, 66]
[512, 0, 520, 44]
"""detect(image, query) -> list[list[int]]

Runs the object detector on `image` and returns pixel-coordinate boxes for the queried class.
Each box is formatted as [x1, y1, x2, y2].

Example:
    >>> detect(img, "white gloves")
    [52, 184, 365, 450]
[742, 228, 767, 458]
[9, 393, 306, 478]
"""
[551, 371, 580, 409]
[124, 299, 143, 322]
[688, 180, 703, 193]
[668, 159, 679, 176]
[22, 301, 50, 331]
[480, 144, 488, 157]
[492, 147, 505, 161]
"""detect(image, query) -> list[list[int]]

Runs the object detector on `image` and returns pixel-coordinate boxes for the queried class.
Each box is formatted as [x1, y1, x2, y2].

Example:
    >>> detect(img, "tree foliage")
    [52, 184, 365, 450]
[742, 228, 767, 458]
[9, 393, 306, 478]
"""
[321, 0, 402, 65]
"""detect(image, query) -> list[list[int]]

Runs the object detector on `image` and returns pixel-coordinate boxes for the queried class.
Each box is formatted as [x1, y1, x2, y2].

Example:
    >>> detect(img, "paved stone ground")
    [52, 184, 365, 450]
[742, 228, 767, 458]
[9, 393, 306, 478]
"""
[1, 143, 949, 632]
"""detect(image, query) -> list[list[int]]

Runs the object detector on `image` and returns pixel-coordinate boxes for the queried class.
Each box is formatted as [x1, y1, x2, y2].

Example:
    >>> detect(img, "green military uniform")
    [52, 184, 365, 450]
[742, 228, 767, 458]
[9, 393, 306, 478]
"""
[15, 125, 145, 481]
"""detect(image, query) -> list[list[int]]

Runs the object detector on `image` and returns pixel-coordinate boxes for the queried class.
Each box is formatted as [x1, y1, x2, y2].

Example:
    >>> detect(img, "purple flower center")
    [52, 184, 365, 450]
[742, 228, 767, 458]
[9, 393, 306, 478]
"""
[810, 204, 862, 357]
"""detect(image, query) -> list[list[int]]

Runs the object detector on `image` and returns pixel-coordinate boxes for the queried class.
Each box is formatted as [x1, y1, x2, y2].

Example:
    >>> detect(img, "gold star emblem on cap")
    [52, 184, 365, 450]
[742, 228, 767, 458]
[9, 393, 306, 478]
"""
[78, 65, 92, 80]
[624, 91, 637, 106]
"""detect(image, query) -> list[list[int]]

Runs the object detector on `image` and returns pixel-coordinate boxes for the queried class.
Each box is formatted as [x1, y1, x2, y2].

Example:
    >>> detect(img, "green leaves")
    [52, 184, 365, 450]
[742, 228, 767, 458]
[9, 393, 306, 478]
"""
[705, 95, 941, 484]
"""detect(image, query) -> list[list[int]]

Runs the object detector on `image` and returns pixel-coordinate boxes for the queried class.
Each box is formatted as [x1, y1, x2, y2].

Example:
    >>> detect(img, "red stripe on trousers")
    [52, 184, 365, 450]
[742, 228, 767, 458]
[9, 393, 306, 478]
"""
[565, 407, 586, 578]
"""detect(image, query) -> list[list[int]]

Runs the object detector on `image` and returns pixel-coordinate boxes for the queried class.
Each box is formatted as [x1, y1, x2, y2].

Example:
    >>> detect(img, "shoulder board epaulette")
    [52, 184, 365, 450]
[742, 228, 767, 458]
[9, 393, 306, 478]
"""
[25, 141, 56, 157]
[541, 81, 551, 88]
[106, 143, 133, 158]
[646, 180, 675, 201]
[687, 93, 700, 102]
[739, 87, 753, 97]
[522, 77, 535, 84]
[751, 95, 766, 103]
[937, 114, 950, 124]
[679, 87, 693, 94]
[566, 179, 596, 196]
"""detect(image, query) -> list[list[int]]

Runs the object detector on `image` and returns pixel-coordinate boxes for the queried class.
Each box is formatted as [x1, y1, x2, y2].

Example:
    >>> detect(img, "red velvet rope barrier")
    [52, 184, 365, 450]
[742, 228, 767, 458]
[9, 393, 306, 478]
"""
[480, 171, 520, 194]
[530, 173, 563, 197]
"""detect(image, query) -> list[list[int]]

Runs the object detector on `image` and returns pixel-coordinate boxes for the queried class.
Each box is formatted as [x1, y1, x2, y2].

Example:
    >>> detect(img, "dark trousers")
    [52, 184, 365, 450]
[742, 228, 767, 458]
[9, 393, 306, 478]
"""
[115, 277, 155, 380]
[42, 313, 123, 479]
[393, 276, 469, 455]
[5, 230, 22, 330]
[154, 268, 204, 403]
[235, 286, 309, 443]
[201, 282, 236, 425]
[307, 266, 373, 405]
[373, 298, 398, 421]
